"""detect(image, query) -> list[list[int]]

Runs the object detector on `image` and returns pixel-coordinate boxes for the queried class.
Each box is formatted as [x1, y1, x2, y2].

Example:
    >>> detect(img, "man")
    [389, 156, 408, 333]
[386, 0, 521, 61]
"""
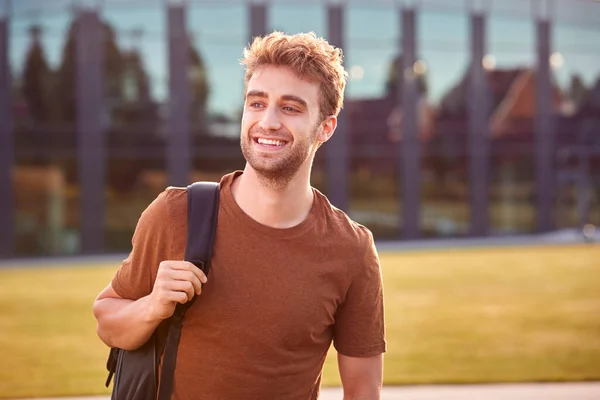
[93, 31, 386, 399]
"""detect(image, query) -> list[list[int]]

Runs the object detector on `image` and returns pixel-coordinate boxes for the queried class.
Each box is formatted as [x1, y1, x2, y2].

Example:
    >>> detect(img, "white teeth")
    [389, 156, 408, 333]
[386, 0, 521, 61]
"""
[257, 138, 285, 146]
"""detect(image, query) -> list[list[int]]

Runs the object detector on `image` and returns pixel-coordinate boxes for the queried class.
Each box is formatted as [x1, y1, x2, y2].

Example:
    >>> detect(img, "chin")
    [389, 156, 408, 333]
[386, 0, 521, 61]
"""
[249, 161, 289, 175]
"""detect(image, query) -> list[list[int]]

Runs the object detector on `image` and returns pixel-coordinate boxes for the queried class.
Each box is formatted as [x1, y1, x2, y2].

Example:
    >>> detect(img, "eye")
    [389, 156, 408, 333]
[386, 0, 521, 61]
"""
[249, 102, 265, 109]
[283, 106, 299, 113]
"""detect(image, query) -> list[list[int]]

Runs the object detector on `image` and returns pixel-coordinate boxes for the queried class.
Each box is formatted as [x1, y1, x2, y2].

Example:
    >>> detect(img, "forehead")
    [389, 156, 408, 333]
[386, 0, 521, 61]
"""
[247, 65, 320, 107]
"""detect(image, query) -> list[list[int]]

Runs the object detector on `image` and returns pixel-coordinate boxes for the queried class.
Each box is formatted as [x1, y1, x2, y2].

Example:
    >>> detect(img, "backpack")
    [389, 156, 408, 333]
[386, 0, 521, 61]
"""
[104, 181, 220, 400]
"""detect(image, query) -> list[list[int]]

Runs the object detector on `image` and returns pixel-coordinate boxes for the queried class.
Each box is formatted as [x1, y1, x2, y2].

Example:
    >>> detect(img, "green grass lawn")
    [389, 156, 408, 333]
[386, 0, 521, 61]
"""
[1, 244, 600, 398]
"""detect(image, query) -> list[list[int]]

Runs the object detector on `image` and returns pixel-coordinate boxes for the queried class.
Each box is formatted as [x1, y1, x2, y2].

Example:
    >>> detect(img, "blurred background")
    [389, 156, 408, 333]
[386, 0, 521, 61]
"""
[1, 2, 600, 398]
[0, 0, 599, 259]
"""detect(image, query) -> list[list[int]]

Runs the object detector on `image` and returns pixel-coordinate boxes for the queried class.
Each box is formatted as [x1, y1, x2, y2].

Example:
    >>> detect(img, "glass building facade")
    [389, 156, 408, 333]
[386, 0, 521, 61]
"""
[0, 0, 599, 258]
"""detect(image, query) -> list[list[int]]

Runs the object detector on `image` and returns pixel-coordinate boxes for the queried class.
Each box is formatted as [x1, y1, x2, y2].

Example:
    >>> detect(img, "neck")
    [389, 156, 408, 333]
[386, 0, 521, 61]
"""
[231, 163, 314, 229]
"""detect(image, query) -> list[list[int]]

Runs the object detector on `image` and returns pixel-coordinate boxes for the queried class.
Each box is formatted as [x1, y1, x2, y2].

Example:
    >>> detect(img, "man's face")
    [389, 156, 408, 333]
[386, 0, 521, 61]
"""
[240, 65, 336, 183]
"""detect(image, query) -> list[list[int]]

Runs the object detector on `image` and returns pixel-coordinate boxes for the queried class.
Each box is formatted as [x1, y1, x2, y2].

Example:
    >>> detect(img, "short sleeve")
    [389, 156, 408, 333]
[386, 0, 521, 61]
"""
[111, 190, 174, 300]
[333, 229, 386, 357]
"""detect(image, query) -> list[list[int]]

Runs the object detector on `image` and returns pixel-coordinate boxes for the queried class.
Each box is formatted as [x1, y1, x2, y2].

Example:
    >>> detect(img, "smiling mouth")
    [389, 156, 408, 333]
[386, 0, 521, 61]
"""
[255, 138, 287, 147]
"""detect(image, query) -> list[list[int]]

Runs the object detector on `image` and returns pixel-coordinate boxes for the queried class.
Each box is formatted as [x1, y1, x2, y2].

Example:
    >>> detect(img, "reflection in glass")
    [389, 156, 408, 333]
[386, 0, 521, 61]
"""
[418, 11, 469, 237]
[188, 4, 247, 183]
[270, 3, 325, 37]
[11, 11, 80, 256]
[488, 16, 536, 234]
[102, 4, 167, 251]
[7, 2, 600, 256]
[345, 4, 400, 239]
[554, 24, 600, 229]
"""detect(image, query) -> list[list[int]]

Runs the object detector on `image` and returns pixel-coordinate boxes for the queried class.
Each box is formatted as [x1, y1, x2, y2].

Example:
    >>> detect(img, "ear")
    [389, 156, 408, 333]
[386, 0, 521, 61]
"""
[316, 115, 337, 145]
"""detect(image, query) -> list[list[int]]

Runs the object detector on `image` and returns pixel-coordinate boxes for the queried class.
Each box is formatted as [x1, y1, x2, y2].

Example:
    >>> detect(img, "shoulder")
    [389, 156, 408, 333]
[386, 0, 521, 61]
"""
[163, 186, 188, 207]
[135, 186, 188, 235]
[141, 185, 186, 211]
[313, 189, 376, 255]
[162, 186, 188, 216]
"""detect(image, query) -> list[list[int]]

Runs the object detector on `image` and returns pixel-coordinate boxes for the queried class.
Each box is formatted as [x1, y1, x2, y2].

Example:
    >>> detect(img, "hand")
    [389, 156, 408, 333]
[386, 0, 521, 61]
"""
[149, 261, 207, 320]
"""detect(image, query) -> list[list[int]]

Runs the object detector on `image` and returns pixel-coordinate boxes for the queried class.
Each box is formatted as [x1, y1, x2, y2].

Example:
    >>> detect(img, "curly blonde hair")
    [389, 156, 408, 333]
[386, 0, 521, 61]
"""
[241, 31, 348, 119]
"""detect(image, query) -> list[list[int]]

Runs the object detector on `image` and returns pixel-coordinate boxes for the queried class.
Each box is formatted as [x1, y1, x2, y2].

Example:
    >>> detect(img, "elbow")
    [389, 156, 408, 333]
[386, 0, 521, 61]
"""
[93, 298, 120, 348]
[93, 301, 142, 351]
[96, 323, 113, 347]
[93, 304, 113, 347]
[95, 319, 131, 350]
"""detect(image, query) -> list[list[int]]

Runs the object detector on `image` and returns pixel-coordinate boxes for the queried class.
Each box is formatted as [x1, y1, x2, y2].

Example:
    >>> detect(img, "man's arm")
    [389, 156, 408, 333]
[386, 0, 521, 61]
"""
[93, 261, 206, 350]
[338, 353, 383, 400]
[334, 228, 386, 399]
[93, 284, 162, 350]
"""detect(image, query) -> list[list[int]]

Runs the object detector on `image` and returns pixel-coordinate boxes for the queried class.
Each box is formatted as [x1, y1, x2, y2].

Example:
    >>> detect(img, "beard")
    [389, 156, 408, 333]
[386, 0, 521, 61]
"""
[241, 125, 318, 190]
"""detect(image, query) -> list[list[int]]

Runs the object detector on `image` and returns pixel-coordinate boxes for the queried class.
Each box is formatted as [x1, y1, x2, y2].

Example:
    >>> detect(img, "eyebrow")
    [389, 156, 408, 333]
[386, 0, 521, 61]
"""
[246, 90, 308, 109]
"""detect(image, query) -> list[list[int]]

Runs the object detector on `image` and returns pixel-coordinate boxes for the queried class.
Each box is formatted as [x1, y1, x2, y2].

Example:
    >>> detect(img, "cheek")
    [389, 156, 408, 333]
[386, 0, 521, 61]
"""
[240, 113, 254, 135]
[288, 118, 312, 136]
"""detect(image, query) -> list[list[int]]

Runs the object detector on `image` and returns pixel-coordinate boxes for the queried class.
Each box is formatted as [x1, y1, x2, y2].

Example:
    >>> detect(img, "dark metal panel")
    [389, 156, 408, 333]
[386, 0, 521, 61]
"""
[167, 4, 191, 187]
[77, 9, 105, 254]
[535, 19, 555, 232]
[468, 12, 490, 236]
[325, 3, 349, 212]
[249, 2, 268, 43]
[0, 16, 13, 257]
[400, 7, 420, 239]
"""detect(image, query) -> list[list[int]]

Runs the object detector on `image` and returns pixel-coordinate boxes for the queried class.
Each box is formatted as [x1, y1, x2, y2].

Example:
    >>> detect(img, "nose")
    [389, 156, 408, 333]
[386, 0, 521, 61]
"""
[258, 106, 282, 131]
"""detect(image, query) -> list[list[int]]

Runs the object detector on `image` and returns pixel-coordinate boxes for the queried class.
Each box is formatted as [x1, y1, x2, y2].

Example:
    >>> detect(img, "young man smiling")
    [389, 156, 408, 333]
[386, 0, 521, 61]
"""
[93, 31, 386, 399]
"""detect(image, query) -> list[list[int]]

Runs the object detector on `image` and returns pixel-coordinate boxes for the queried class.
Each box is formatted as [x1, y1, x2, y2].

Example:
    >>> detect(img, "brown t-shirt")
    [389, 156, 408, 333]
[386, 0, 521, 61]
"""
[112, 171, 386, 400]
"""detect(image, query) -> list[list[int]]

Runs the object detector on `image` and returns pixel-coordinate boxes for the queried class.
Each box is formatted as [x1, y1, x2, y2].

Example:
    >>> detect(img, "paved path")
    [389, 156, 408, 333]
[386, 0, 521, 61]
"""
[13, 382, 600, 400]
[322, 383, 600, 399]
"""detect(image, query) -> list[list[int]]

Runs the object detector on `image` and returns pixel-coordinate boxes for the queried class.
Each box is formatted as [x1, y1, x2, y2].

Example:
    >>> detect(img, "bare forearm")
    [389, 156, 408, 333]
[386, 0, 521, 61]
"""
[339, 353, 383, 400]
[343, 388, 381, 400]
[93, 295, 163, 350]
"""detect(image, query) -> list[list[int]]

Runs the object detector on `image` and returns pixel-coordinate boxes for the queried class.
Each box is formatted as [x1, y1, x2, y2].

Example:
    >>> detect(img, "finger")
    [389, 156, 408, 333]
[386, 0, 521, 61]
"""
[188, 263, 208, 284]
[168, 270, 203, 295]
[171, 261, 208, 284]
[164, 280, 196, 301]
[167, 261, 208, 283]
[171, 291, 190, 305]
[160, 290, 189, 305]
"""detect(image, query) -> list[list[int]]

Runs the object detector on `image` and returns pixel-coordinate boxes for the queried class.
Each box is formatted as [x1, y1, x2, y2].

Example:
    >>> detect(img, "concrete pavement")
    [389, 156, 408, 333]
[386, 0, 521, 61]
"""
[323, 382, 600, 399]
[12, 382, 600, 400]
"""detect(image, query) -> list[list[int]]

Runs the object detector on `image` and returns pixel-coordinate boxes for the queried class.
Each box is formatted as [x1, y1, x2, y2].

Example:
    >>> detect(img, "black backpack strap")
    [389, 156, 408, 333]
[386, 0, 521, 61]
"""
[157, 182, 219, 400]
[183, 182, 220, 275]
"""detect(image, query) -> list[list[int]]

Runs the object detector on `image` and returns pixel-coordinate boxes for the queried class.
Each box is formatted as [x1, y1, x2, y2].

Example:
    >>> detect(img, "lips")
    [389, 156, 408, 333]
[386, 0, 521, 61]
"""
[256, 137, 286, 147]
[251, 133, 291, 149]
[249, 126, 292, 149]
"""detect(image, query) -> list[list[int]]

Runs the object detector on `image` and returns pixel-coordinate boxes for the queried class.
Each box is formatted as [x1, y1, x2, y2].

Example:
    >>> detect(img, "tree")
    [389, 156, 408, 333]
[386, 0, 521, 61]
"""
[384, 53, 428, 101]
[22, 25, 54, 123]
[188, 41, 210, 135]
[569, 74, 588, 111]
[55, 14, 124, 123]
